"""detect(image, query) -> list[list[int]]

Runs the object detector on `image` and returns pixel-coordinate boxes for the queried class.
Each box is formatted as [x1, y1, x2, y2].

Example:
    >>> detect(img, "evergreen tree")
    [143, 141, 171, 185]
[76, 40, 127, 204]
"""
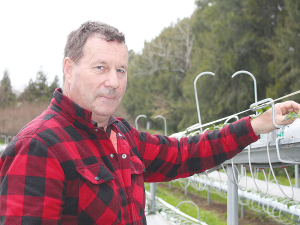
[266, 0, 300, 103]
[123, 0, 299, 133]
[0, 69, 16, 107]
[183, 0, 283, 124]
[48, 75, 60, 98]
[19, 69, 59, 102]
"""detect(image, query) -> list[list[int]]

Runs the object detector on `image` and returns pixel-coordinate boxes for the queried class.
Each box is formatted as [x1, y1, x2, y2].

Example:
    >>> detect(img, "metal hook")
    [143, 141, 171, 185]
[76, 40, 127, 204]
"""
[232, 70, 258, 115]
[154, 115, 167, 136]
[176, 201, 200, 223]
[135, 115, 147, 131]
[194, 72, 215, 133]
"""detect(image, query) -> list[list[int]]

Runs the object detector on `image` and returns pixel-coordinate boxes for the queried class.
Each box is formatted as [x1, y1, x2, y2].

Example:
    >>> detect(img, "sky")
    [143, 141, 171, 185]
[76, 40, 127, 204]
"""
[0, 0, 196, 92]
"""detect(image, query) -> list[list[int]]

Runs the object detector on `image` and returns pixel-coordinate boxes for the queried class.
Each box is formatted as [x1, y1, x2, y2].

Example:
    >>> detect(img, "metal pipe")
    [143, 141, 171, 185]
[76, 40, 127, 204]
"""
[176, 201, 200, 223]
[232, 70, 257, 114]
[194, 72, 215, 133]
[227, 165, 239, 225]
[135, 115, 147, 131]
[1, 135, 7, 145]
[295, 164, 299, 188]
[154, 115, 167, 136]
[150, 183, 156, 214]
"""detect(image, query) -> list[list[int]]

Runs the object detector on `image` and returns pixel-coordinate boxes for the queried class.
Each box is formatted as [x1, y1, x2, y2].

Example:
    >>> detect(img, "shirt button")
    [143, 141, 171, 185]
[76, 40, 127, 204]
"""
[94, 128, 98, 132]
[122, 154, 127, 159]
[95, 176, 100, 181]
[110, 154, 114, 158]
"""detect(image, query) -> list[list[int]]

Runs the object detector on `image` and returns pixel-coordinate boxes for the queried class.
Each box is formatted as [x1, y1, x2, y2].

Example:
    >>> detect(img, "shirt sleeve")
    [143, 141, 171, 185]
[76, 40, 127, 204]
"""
[133, 116, 258, 182]
[0, 136, 65, 224]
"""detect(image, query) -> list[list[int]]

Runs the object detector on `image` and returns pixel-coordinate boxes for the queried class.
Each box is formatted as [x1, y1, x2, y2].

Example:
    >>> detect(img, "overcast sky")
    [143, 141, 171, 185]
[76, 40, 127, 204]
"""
[0, 0, 196, 92]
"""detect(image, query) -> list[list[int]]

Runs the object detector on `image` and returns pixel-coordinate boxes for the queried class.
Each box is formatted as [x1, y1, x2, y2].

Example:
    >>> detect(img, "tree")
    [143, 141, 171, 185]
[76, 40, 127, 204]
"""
[48, 75, 60, 97]
[123, 0, 297, 133]
[266, 0, 300, 103]
[182, 0, 284, 124]
[123, 18, 195, 132]
[19, 69, 60, 102]
[0, 69, 16, 107]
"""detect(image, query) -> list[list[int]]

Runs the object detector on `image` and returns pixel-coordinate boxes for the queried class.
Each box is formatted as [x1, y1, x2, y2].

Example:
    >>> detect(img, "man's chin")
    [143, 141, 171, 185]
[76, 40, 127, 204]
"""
[92, 109, 116, 119]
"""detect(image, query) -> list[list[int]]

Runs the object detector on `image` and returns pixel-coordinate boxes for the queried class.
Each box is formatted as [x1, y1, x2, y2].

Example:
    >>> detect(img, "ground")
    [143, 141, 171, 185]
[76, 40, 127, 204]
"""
[158, 182, 282, 225]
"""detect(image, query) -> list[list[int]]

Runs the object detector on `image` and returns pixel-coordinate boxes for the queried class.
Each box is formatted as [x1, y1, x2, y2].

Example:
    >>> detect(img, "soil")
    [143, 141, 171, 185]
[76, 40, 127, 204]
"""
[158, 182, 282, 225]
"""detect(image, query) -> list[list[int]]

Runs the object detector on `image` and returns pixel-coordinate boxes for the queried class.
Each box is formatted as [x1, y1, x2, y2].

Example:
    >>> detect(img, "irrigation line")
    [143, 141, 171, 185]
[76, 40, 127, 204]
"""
[184, 172, 300, 224]
[266, 133, 294, 199]
[205, 171, 223, 192]
[190, 174, 207, 191]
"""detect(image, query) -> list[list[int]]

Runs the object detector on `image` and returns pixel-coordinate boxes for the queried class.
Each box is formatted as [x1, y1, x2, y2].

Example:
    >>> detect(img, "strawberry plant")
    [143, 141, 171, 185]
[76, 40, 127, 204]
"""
[250, 105, 271, 119]
[282, 111, 300, 122]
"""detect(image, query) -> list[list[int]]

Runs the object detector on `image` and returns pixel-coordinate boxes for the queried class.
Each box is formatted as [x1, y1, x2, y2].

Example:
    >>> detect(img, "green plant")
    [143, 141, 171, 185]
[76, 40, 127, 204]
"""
[145, 183, 227, 224]
[251, 106, 271, 119]
[282, 111, 300, 122]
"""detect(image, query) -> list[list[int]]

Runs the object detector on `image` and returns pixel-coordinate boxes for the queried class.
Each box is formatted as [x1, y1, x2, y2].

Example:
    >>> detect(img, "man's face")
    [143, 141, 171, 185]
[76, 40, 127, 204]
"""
[66, 37, 128, 122]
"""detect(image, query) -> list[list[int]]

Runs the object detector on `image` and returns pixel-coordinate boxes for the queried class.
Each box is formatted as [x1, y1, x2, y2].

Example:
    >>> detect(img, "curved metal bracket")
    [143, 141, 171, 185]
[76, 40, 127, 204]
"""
[232, 70, 257, 104]
[154, 115, 167, 136]
[135, 115, 147, 131]
[176, 201, 200, 223]
[250, 98, 284, 129]
[194, 72, 215, 133]
[275, 136, 299, 164]
[1, 135, 7, 145]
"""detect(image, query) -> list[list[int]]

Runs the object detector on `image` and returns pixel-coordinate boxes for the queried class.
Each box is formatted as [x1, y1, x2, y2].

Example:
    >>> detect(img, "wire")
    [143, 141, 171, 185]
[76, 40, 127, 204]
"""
[248, 145, 269, 195]
[185, 89, 300, 133]
[266, 133, 294, 199]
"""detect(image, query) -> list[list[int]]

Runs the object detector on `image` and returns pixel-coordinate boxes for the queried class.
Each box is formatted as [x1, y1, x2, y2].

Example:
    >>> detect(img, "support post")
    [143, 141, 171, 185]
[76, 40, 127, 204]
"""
[150, 183, 156, 213]
[295, 164, 299, 188]
[240, 197, 244, 219]
[227, 165, 239, 225]
[207, 185, 211, 205]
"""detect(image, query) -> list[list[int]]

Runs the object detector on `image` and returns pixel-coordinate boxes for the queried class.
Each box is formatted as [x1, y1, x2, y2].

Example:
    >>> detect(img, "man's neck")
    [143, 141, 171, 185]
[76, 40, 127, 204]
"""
[92, 114, 109, 130]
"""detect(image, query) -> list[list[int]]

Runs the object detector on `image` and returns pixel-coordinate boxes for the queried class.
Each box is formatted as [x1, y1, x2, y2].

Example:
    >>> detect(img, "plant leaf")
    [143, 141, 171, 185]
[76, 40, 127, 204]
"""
[282, 111, 299, 122]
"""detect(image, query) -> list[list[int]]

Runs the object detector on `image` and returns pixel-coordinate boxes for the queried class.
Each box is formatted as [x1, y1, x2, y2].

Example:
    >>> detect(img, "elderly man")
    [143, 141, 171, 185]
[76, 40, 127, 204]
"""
[0, 21, 299, 225]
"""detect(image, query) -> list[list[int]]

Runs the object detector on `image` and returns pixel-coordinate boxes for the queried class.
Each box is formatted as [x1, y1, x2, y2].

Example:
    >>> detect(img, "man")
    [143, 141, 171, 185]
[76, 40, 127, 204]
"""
[0, 21, 299, 225]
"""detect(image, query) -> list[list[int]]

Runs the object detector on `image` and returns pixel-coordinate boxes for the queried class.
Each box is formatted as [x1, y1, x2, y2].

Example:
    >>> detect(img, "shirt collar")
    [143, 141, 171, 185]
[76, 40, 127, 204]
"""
[52, 88, 118, 128]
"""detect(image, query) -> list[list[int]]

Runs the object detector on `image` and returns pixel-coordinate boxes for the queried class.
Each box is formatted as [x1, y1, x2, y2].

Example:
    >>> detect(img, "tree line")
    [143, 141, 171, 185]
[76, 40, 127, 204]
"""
[1, 0, 299, 135]
[0, 69, 59, 107]
[123, 0, 300, 134]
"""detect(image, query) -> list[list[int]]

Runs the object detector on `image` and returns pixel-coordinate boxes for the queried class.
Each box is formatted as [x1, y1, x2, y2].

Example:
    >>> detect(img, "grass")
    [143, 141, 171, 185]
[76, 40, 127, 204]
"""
[145, 178, 294, 225]
[145, 182, 227, 225]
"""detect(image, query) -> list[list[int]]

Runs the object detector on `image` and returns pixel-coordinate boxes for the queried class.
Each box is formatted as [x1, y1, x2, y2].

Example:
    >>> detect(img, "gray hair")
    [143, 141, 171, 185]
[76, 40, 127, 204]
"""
[64, 21, 126, 64]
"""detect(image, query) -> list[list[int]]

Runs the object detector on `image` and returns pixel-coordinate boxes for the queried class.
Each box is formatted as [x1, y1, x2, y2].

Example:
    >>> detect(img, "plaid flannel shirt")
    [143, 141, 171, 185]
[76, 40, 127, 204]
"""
[0, 88, 258, 225]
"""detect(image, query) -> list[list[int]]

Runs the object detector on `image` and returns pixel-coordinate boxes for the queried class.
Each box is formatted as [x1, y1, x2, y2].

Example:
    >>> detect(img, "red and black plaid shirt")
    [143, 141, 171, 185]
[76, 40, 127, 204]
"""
[0, 88, 258, 224]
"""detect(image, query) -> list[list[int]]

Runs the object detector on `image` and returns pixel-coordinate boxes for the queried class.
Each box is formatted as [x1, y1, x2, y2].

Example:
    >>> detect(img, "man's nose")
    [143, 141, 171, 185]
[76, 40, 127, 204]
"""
[105, 70, 120, 89]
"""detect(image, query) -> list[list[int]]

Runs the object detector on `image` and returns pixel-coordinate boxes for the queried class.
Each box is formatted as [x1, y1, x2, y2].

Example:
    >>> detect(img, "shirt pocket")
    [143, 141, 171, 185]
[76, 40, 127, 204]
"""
[76, 163, 122, 225]
[130, 156, 146, 220]
[130, 156, 145, 175]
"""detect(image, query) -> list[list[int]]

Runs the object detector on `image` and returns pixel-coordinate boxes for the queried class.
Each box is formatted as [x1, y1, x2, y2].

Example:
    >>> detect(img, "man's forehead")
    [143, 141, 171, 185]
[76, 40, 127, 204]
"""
[83, 37, 127, 57]
[85, 36, 127, 50]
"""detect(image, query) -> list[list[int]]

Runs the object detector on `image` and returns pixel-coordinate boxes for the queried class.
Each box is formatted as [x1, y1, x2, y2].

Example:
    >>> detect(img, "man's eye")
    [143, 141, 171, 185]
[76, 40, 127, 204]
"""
[96, 66, 104, 69]
[117, 69, 125, 73]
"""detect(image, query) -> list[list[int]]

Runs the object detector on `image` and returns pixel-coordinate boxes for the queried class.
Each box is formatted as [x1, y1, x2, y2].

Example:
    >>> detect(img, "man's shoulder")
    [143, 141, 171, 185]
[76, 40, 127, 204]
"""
[114, 117, 134, 133]
[16, 107, 67, 142]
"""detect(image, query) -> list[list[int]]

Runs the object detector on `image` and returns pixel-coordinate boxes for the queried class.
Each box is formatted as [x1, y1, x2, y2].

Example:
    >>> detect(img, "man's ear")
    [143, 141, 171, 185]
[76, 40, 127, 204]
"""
[63, 57, 74, 84]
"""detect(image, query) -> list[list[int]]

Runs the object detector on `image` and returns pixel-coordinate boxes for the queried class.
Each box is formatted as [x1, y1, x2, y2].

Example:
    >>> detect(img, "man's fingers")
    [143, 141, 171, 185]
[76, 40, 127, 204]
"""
[277, 101, 300, 115]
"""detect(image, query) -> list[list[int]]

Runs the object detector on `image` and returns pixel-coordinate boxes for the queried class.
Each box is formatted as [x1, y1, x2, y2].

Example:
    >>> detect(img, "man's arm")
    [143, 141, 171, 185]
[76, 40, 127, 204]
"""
[0, 137, 65, 224]
[251, 101, 300, 136]
[133, 100, 300, 183]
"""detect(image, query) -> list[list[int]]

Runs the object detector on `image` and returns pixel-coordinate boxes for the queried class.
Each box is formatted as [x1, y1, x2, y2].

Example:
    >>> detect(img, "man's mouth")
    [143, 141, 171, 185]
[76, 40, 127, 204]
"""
[98, 95, 117, 100]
